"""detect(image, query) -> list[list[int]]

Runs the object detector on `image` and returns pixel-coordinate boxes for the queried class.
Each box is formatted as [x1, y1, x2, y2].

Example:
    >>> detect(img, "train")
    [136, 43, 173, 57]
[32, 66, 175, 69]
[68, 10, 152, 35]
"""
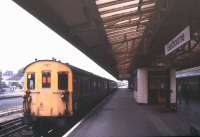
[176, 66, 200, 101]
[23, 59, 117, 132]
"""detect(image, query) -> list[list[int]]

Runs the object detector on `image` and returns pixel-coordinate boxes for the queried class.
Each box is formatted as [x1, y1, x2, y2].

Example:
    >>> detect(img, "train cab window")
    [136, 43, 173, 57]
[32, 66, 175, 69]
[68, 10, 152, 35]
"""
[58, 72, 68, 90]
[42, 71, 51, 88]
[27, 73, 35, 90]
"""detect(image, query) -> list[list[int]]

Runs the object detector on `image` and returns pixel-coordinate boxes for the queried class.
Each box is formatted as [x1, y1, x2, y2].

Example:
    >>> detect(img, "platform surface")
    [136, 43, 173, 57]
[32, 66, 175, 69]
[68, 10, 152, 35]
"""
[66, 89, 200, 137]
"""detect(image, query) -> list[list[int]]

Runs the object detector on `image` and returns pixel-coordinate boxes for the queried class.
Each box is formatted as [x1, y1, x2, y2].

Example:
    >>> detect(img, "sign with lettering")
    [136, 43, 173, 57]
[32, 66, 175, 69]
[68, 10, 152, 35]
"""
[165, 26, 190, 55]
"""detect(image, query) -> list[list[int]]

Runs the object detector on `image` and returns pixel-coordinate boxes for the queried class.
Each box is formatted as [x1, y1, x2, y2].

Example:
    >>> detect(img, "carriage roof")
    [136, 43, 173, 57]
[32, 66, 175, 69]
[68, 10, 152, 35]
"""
[24, 60, 110, 81]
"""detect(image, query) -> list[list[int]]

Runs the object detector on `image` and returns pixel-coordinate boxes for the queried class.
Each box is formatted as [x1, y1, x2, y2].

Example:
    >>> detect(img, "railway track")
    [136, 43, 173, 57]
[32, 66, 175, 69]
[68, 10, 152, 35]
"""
[0, 117, 32, 137]
[0, 108, 23, 118]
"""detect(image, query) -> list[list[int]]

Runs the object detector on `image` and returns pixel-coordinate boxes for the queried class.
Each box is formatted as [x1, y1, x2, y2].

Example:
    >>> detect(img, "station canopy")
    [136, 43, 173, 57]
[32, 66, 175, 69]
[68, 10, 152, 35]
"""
[13, 0, 200, 79]
[96, 0, 156, 79]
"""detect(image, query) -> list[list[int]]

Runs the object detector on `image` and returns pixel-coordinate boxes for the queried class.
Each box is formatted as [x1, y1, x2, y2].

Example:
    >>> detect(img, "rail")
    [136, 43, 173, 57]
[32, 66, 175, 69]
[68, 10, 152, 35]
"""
[0, 108, 23, 117]
[0, 117, 28, 137]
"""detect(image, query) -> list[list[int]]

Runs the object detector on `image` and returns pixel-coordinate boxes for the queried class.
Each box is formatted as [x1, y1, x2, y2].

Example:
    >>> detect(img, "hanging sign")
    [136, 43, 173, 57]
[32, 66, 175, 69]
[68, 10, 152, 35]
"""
[165, 26, 190, 55]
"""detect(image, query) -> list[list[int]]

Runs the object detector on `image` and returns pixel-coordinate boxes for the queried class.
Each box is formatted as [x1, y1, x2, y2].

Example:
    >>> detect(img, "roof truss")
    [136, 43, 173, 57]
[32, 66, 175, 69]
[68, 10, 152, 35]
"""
[96, 0, 158, 75]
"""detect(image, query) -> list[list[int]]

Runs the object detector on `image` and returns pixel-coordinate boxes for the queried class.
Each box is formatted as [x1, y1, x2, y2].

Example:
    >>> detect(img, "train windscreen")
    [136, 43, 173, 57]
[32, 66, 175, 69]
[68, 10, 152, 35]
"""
[42, 71, 51, 88]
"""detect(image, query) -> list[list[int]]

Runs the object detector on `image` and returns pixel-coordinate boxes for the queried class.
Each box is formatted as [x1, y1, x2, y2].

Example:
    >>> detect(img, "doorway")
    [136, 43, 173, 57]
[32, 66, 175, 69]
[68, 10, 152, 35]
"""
[148, 70, 170, 104]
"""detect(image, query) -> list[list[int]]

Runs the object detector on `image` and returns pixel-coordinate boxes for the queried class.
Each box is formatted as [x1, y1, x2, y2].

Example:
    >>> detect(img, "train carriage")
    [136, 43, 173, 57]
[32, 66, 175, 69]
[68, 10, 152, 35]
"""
[23, 59, 117, 128]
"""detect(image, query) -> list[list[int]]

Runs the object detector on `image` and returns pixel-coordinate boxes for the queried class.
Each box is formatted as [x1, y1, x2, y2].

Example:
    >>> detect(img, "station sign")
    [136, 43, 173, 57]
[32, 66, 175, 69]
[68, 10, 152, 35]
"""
[165, 26, 190, 55]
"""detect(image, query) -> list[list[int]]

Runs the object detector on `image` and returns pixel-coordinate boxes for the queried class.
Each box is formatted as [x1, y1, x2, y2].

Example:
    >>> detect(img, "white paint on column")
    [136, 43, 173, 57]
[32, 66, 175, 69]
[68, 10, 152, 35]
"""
[136, 68, 148, 104]
[170, 69, 176, 103]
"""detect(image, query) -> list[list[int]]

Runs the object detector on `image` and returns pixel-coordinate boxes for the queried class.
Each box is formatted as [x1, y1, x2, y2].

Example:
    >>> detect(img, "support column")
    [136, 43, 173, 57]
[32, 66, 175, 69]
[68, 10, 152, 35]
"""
[135, 68, 148, 104]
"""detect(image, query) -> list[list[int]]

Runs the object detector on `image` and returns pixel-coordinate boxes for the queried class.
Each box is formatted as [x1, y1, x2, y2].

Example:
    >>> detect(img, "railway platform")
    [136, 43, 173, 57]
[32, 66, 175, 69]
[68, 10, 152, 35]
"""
[63, 88, 200, 137]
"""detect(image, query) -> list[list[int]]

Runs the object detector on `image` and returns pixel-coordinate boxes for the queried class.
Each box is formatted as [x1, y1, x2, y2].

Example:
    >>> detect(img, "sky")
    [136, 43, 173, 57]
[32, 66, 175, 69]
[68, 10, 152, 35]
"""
[0, 1, 117, 81]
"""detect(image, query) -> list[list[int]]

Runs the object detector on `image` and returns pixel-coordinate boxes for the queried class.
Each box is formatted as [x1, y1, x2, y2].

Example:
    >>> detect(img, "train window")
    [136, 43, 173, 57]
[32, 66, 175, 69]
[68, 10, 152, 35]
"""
[27, 73, 35, 90]
[90, 80, 93, 89]
[73, 78, 78, 93]
[104, 81, 107, 89]
[81, 79, 84, 95]
[88, 79, 90, 90]
[73, 79, 76, 91]
[93, 81, 96, 88]
[98, 81, 101, 88]
[96, 80, 98, 88]
[42, 71, 51, 88]
[58, 72, 68, 90]
[78, 79, 81, 96]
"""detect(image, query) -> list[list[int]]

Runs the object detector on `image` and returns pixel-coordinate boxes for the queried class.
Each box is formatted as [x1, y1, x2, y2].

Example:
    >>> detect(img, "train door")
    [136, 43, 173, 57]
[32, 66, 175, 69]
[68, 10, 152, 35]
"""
[58, 72, 70, 114]
[25, 73, 35, 113]
[27, 73, 35, 91]
[148, 70, 170, 104]
[73, 77, 79, 98]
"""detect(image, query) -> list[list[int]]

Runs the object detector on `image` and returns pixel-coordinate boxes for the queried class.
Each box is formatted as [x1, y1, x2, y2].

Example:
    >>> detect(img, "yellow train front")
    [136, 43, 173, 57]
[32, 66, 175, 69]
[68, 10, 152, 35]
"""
[23, 60, 117, 130]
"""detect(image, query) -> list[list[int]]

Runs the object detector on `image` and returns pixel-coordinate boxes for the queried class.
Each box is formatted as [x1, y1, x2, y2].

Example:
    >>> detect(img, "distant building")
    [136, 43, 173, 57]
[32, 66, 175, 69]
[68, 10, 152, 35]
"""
[0, 70, 10, 92]
[0, 70, 2, 84]
[2, 70, 14, 83]
[1, 70, 24, 91]
[7, 70, 23, 90]
[0, 70, 2, 91]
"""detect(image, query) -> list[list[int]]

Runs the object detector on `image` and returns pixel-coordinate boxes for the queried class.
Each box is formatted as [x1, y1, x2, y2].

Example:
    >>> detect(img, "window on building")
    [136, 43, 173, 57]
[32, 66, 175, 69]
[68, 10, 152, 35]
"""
[42, 71, 51, 88]
[27, 73, 35, 90]
[58, 72, 68, 90]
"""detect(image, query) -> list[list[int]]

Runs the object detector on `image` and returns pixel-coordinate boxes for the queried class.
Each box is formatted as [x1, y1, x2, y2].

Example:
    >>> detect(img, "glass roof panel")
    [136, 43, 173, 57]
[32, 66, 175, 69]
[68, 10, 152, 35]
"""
[108, 32, 144, 39]
[98, 0, 139, 12]
[143, 0, 152, 2]
[95, 0, 157, 74]
[101, 7, 138, 18]
[106, 26, 138, 33]
[140, 19, 149, 23]
[107, 27, 143, 34]
[106, 26, 144, 33]
[116, 17, 140, 25]
[96, 0, 116, 5]
[141, 2, 155, 9]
